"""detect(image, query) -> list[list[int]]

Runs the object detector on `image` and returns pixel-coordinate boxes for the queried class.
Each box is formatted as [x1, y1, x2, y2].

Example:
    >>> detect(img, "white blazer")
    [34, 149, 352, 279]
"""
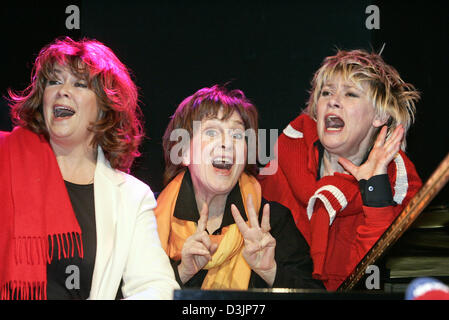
[88, 147, 179, 299]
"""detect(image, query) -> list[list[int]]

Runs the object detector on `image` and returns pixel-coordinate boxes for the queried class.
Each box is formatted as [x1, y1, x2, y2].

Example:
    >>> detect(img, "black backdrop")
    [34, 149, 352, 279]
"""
[1, 0, 448, 205]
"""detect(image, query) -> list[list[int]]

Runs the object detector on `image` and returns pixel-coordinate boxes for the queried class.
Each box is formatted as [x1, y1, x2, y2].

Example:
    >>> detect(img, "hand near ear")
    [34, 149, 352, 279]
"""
[338, 125, 404, 181]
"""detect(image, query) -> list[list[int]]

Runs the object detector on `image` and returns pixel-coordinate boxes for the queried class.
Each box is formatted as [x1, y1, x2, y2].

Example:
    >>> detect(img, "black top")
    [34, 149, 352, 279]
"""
[46, 181, 97, 300]
[170, 170, 324, 290]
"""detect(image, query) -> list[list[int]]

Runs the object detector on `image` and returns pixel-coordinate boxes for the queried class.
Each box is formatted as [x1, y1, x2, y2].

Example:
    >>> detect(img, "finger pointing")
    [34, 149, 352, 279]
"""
[261, 203, 271, 233]
[231, 204, 249, 234]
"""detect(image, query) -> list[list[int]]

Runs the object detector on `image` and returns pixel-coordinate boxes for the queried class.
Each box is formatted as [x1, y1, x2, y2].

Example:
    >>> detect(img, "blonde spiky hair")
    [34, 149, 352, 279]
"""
[304, 49, 420, 150]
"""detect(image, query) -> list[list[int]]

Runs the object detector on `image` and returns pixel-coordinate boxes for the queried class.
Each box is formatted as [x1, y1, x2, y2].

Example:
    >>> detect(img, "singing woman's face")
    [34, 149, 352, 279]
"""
[43, 64, 99, 148]
[316, 74, 384, 159]
[186, 109, 247, 199]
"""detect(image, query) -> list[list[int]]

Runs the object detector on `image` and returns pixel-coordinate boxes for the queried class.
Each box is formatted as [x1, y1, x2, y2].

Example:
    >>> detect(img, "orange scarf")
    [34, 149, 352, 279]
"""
[155, 170, 261, 289]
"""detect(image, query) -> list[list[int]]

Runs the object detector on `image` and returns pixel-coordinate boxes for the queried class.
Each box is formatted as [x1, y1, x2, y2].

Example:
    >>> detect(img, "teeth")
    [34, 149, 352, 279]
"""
[213, 158, 232, 164]
[54, 105, 75, 118]
[326, 115, 341, 121]
[325, 115, 344, 129]
[212, 158, 233, 170]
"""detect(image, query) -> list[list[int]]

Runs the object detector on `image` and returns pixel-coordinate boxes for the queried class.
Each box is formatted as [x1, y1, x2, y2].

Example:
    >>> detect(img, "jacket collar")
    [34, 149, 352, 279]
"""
[90, 146, 124, 298]
[95, 146, 126, 186]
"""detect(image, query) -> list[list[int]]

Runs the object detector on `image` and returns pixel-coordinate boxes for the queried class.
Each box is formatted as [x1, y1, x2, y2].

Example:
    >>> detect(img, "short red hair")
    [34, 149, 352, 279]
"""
[162, 85, 259, 185]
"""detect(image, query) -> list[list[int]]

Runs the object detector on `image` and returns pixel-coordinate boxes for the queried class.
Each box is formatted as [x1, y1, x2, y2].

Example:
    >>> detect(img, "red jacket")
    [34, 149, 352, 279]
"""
[259, 114, 422, 290]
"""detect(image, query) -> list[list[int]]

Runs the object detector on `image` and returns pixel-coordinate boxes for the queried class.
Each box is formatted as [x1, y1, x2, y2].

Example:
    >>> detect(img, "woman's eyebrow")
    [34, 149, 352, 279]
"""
[342, 84, 360, 90]
[323, 83, 363, 91]
[231, 120, 245, 129]
[202, 118, 245, 129]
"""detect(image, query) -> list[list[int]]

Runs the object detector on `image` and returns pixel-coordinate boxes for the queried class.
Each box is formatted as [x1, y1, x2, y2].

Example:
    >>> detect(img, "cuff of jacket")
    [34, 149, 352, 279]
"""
[359, 174, 395, 207]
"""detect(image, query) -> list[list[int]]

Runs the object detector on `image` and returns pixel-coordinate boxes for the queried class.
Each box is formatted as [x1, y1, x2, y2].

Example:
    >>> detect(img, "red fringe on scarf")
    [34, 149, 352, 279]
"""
[0, 281, 46, 300]
[15, 232, 84, 266]
[3, 232, 83, 300]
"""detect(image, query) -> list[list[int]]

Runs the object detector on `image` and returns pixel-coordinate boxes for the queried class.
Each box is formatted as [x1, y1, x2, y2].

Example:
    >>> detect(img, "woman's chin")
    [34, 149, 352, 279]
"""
[320, 137, 342, 149]
[48, 131, 75, 143]
[206, 176, 238, 195]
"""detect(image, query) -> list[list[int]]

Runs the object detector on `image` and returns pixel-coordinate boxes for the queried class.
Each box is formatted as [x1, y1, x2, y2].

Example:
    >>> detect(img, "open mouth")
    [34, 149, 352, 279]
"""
[212, 158, 233, 170]
[325, 115, 345, 131]
[53, 105, 75, 118]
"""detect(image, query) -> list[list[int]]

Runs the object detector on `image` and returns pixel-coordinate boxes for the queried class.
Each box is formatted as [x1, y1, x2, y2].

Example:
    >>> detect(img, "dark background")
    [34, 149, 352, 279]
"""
[1, 0, 448, 205]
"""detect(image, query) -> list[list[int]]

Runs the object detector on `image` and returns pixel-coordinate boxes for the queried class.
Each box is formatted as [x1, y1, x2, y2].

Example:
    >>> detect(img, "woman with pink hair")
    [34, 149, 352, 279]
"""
[0, 37, 179, 300]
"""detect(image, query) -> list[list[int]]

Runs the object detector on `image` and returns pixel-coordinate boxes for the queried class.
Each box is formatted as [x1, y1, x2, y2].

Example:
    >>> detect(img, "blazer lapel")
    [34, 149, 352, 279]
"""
[89, 147, 125, 299]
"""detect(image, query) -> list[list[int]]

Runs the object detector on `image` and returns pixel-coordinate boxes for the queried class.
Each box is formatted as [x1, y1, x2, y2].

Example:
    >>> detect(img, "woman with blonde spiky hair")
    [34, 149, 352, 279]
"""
[260, 49, 422, 291]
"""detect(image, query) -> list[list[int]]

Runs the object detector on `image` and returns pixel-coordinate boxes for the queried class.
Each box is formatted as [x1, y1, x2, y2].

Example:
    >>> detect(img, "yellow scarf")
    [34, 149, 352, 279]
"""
[155, 170, 261, 290]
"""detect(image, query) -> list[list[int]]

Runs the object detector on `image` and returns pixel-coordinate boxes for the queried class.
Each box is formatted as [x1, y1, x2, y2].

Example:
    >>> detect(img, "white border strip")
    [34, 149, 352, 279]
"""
[307, 193, 337, 225]
[283, 124, 303, 139]
[393, 154, 408, 205]
[306, 185, 348, 225]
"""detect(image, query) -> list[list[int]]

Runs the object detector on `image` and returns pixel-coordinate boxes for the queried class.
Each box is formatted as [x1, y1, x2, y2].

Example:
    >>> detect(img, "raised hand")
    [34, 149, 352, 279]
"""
[178, 203, 218, 284]
[231, 195, 277, 286]
[338, 125, 404, 181]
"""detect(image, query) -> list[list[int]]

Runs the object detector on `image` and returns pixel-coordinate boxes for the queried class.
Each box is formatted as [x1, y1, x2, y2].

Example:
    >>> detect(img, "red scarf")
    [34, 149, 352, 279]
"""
[262, 114, 422, 290]
[0, 127, 83, 300]
[260, 114, 364, 279]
